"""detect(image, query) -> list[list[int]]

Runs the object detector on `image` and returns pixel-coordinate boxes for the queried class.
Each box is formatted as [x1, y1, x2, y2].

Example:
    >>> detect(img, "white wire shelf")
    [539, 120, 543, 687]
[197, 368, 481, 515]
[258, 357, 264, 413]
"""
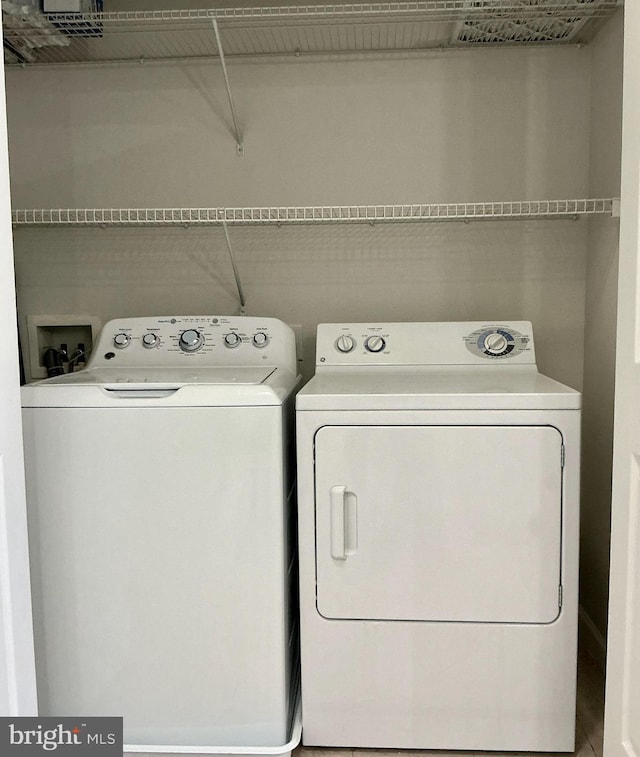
[11, 199, 618, 227]
[2, 1, 621, 66]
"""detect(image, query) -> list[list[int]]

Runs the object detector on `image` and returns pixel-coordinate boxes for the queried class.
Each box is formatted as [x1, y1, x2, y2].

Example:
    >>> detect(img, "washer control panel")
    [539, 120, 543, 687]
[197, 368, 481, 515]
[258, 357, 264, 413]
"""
[90, 316, 296, 372]
[317, 321, 535, 367]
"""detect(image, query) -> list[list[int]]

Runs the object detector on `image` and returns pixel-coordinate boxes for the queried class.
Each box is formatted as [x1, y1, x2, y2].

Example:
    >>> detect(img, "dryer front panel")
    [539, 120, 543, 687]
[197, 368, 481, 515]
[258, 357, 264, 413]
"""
[314, 425, 563, 624]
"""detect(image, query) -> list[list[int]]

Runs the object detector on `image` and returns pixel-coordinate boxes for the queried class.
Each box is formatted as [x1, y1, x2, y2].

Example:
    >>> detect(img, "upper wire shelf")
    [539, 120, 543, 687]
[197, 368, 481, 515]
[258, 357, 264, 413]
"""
[11, 199, 618, 226]
[2, 1, 621, 66]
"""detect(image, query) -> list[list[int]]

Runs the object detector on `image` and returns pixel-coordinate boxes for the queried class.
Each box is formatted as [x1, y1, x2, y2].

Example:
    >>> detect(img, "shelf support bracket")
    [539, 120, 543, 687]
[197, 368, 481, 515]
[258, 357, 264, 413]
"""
[212, 18, 244, 156]
[221, 220, 247, 313]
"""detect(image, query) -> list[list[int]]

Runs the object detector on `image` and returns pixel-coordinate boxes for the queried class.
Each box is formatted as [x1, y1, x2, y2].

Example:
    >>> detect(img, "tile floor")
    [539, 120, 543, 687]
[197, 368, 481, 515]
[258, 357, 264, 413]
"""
[294, 652, 605, 757]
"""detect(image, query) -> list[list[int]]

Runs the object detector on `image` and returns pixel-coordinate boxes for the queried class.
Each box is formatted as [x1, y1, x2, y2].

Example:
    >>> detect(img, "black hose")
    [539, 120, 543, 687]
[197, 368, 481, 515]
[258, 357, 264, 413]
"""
[43, 348, 64, 378]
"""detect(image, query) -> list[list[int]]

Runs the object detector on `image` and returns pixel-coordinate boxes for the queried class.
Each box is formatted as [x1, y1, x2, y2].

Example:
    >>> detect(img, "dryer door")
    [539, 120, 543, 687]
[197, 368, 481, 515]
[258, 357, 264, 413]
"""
[314, 425, 563, 624]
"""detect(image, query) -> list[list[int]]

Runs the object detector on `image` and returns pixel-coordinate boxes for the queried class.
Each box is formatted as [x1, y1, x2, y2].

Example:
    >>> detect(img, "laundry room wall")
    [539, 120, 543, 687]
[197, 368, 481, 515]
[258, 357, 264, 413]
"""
[579, 10, 624, 665]
[6, 46, 592, 387]
[6, 50, 592, 207]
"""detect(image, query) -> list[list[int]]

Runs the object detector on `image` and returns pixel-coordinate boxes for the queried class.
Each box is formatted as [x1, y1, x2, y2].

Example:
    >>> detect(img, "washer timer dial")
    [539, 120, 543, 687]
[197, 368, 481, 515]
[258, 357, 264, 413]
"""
[179, 329, 204, 352]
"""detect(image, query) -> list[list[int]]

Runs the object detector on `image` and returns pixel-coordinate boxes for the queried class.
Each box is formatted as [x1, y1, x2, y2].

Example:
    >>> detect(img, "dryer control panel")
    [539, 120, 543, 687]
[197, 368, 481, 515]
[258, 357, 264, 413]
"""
[316, 321, 535, 367]
[89, 316, 297, 373]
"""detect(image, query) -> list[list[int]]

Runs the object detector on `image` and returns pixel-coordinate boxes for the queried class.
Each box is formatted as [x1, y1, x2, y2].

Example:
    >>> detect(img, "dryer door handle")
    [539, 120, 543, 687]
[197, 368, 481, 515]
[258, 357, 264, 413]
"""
[330, 485, 358, 560]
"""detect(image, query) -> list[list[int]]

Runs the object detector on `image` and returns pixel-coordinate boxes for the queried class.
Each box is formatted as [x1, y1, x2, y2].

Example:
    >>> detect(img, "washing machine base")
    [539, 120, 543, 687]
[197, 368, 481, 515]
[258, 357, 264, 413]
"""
[126, 693, 302, 755]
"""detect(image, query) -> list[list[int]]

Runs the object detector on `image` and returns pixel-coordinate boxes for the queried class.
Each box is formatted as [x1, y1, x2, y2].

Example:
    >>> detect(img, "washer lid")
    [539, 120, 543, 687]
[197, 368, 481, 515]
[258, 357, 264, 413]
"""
[21, 366, 299, 408]
[297, 367, 581, 411]
[35, 366, 277, 386]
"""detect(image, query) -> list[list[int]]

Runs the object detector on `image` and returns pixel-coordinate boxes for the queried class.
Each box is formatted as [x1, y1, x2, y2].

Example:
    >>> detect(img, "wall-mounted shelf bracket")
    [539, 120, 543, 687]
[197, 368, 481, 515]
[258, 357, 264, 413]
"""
[221, 220, 247, 312]
[212, 18, 244, 156]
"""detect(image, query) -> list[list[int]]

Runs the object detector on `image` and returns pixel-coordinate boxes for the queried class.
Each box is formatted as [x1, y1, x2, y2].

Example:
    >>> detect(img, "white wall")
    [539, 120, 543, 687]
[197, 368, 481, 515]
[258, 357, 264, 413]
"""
[6, 46, 592, 385]
[6, 51, 589, 208]
[580, 9, 624, 662]
[0, 17, 37, 714]
[12, 219, 587, 384]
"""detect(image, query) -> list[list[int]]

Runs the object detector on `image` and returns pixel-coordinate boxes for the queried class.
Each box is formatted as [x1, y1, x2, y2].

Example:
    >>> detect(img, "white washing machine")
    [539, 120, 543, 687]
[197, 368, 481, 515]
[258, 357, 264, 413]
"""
[296, 321, 580, 752]
[21, 315, 301, 755]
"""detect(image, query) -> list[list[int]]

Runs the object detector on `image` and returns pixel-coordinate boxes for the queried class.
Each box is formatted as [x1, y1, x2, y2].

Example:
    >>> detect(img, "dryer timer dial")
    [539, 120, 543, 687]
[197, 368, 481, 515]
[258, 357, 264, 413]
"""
[483, 332, 508, 355]
[464, 325, 526, 360]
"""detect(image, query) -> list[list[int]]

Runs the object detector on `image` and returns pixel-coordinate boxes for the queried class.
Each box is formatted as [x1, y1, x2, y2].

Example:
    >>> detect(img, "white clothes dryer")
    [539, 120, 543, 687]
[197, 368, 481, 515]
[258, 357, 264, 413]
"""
[21, 315, 301, 755]
[296, 321, 580, 752]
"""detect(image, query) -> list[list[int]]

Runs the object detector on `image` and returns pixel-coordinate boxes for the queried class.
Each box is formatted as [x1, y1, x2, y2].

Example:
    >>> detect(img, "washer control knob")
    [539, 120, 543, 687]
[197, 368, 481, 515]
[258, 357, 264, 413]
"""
[142, 333, 159, 349]
[365, 335, 386, 353]
[335, 335, 356, 353]
[224, 332, 241, 348]
[179, 329, 204, 352]
[113, 333, 130, 349]
[484, 332, 508, 355]
[252, 332, 269, 348]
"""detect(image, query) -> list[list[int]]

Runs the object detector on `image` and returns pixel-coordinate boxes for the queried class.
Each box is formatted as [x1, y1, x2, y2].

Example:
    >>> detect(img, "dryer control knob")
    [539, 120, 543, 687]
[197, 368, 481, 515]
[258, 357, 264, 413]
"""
[252, 332, 269, 348]
[335, 335, 356, 353]
[142, 333, 159, 349]
[179, 329, 204, 352]
[113, 333, 130, 349]
[365, 335, 386, 353]
[224, 332, 241, 348]
[484, 332, 508, 355]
